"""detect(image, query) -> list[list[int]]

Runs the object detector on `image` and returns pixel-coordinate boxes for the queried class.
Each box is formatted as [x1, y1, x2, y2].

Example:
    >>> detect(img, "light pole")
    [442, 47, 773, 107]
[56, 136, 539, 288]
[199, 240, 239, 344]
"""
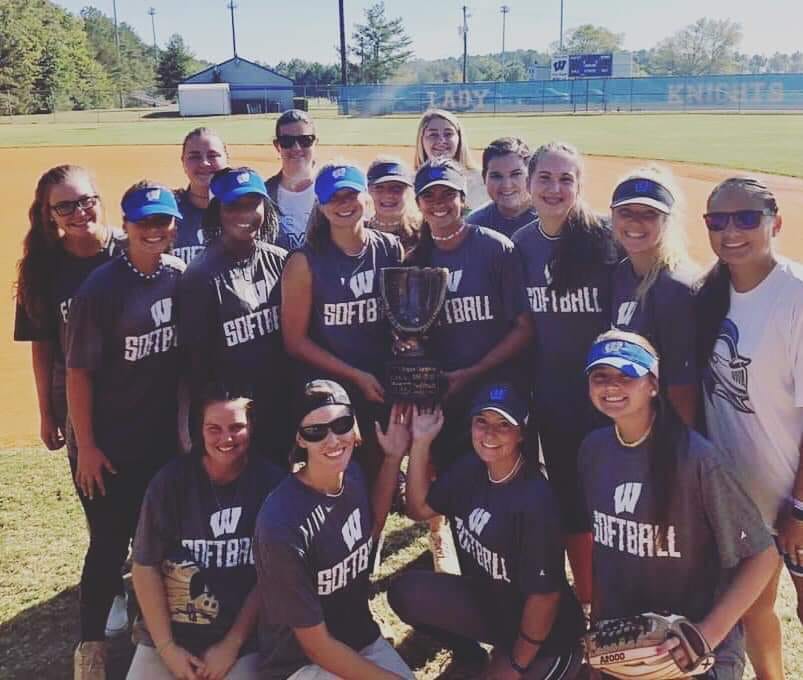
[461, 5, 469, 84]
[227, 1, 238, 58]
[148, 7, 157, 68]
[559, 0, 565, 52]
[112, 0, 123, 107]
[500, 5, 510, 80]
[338, 0, 348, 86]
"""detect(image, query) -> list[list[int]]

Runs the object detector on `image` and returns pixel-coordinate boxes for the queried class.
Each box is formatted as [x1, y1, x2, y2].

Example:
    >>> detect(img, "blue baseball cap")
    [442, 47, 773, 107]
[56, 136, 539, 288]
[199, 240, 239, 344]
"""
[585, 338, 659, 378]
[315, 165, 367, 204]
[414, 159, 467, 197]
[210, 168, 268, 204]
[611, 177, 674, 214]
[367, 161, 413, 187]
[121, 186, 182, 222]
[470, 383, 528, 427]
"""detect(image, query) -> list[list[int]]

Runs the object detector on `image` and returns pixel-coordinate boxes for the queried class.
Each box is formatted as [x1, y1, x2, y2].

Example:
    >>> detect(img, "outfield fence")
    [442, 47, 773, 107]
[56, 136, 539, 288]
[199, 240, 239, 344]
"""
[339, 73, 803, 116]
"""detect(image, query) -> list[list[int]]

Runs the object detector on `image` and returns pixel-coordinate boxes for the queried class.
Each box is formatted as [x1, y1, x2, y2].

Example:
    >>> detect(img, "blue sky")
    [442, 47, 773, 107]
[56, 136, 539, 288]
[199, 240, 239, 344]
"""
[56, 0, 802, 66]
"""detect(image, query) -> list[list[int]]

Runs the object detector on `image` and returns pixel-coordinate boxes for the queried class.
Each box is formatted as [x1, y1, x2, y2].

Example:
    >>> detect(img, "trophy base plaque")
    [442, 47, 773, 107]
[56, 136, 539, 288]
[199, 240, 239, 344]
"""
[386, 357, 444, 402]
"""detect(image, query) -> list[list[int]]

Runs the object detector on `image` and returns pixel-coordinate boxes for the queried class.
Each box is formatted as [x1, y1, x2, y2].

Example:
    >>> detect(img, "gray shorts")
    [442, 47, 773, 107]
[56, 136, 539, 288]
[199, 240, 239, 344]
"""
[286, 636, 414, 680]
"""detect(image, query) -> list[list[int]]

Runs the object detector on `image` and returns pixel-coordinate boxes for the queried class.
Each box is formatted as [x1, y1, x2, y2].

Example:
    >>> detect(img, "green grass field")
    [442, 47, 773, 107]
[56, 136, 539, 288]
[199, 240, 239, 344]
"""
[1, 108, 802, 177]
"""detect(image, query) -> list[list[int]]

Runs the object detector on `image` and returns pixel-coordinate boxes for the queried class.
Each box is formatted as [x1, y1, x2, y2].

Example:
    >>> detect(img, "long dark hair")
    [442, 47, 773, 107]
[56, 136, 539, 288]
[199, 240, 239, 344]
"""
[695, 177, 778, 370]
[594, 329, 686, 541]
[15, 165, 102, 325]
[201, 167, 279, 244]
[528, 142, 618, 295]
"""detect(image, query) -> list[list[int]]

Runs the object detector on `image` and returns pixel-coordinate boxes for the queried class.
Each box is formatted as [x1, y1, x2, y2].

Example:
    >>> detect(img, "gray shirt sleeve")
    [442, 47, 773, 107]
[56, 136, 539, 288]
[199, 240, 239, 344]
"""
[65, 285, 106, 370]
[132, 471, 175, 567]
[500, 241, 530, 322]
[255, 532, 324, 629]
[698, 454, 773, 569]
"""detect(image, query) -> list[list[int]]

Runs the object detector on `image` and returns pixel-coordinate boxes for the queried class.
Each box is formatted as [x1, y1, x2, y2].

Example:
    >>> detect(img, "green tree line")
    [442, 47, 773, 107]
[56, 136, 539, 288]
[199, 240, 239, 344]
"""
[0, 0, 208, 114]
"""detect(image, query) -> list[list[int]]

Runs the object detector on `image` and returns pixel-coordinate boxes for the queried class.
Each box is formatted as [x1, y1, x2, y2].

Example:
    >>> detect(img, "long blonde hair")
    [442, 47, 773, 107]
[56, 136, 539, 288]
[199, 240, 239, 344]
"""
[612, 165, 692, 300]
[414, 109, 478, 171]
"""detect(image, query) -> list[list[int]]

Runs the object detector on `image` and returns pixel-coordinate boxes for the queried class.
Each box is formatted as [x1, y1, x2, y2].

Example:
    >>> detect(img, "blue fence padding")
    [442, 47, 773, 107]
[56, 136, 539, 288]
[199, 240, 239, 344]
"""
[338, 74, 803, 115]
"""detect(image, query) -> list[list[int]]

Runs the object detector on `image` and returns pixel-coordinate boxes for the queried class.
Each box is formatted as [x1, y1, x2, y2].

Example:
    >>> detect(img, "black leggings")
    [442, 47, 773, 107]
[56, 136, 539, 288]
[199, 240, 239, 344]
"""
[69, 456, 162, 641]
[388, 571, 583, 680]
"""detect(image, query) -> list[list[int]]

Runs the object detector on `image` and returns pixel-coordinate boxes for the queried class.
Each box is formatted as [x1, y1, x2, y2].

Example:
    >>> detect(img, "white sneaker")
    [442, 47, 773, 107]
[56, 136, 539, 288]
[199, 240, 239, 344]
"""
[104, 593, 128, 638]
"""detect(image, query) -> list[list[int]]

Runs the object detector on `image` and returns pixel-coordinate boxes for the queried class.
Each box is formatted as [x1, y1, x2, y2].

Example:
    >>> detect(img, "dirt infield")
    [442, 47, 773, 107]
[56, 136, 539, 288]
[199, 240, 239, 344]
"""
[3, 144, 802, 447]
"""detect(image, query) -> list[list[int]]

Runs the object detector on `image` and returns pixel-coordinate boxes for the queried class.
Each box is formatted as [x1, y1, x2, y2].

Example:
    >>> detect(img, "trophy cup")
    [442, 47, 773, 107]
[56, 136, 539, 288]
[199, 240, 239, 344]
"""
[380, 266, 449, 403]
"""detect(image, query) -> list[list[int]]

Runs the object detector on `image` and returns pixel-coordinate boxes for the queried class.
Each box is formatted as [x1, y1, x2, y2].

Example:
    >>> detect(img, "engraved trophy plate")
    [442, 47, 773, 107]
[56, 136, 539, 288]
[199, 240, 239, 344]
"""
[380, 267, 449, 402]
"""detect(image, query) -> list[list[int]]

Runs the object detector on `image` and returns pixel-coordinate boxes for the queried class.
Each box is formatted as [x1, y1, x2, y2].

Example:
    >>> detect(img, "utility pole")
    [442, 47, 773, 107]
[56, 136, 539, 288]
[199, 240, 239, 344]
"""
[148, 7, 157, 68]
[112, 0, 123, 107]
[500, 5, 510, 79]
[338, 0, 348, 86]
[559, 0, 565, 52]
[461, 6, 469, 84]
[227, 1, 238, 58]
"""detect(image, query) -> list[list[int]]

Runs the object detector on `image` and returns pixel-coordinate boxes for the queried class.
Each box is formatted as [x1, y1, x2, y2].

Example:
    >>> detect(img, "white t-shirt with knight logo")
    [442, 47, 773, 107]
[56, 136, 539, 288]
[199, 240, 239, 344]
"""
[704, 258, 803, 529]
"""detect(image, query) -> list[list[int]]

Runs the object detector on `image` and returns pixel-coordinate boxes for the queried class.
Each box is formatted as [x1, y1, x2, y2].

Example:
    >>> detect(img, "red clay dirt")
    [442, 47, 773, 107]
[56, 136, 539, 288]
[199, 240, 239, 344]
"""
[3, 144, 802, 447]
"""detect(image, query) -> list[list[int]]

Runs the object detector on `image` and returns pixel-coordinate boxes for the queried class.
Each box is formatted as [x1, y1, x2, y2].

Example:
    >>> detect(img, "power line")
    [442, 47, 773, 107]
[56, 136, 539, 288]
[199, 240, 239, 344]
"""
[227, 1, 238, 58]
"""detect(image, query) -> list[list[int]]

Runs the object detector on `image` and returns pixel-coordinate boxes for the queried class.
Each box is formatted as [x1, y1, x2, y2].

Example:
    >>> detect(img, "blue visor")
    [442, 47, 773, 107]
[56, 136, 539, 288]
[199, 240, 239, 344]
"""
[585, 338, 659, 378]
[210, 168, 268, 205]
[414, 159, 467, 197]
[121, 186, 182, 222]
[315, 165, 367, 204]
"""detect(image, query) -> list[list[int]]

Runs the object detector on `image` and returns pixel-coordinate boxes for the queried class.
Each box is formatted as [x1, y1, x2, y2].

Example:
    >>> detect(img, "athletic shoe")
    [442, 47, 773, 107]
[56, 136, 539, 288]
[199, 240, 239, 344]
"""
[104, 593, 128, 638]
[428, 517, 461, 575]
[73, 641, 106, 680]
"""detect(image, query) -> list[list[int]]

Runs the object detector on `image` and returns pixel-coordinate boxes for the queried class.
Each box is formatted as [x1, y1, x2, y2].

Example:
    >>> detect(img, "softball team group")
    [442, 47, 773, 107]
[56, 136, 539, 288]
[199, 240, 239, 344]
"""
[13, 108, 802, 680]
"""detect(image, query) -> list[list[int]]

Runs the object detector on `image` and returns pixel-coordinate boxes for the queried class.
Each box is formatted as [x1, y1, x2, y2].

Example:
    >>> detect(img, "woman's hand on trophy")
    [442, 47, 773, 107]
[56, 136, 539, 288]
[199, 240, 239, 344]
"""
[376, 402, 412, 460]
[411, 404, 444, 445]
[354, 369, 386, 403]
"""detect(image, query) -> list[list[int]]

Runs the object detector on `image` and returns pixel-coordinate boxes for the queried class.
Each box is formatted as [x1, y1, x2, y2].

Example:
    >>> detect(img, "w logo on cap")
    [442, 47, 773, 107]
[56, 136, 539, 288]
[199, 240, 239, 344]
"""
[332, 167, 347, 178]
[236, 172, 250, 185]
[634, 180, 651, 193]
[146, 189, 162, 201]
[604, 341, 624, 353]
[489, 386, 508, 402]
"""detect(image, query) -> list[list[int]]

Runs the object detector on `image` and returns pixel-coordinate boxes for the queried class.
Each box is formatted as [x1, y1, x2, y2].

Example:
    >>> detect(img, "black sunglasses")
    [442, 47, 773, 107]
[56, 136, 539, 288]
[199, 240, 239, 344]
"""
[50, 195, 99, 217]
[276, 134, 316, 149]
[298, 413, 355, 442]
[703, 209, 775, 231]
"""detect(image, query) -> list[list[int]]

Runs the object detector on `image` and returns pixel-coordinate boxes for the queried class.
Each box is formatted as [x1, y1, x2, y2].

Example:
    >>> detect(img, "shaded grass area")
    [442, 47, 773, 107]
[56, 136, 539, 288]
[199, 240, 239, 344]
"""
[1, 448, 801, 678]
[0, 111, 801, 177]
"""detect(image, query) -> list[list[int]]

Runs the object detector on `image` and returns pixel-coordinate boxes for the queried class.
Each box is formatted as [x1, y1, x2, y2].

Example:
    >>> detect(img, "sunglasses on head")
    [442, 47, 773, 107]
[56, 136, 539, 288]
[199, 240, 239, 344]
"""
[276, 134, 316, 149]
[298, 412, 355, 442]
[703, 209, 775, 231]
[50, 195, 99, 217]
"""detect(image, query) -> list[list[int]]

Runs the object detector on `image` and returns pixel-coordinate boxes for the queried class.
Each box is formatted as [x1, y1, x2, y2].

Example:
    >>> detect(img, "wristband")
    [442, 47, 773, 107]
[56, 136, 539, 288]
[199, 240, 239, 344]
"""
[508, 650, 531, 675]
[517, 630, 545, 646]
[792, 497, 803, 512]
[792, 503, 803, 522]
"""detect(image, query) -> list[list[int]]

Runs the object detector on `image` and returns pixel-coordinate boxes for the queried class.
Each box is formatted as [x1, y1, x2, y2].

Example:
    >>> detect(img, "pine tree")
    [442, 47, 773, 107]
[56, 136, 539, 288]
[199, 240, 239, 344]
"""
[157, 34, 194, 99]
[350, 2, 413, 84]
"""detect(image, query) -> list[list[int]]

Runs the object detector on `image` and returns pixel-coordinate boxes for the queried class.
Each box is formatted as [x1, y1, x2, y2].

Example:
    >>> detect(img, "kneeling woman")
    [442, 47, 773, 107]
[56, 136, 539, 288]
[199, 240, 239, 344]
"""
[254, 380, 414, 679]
[128, 390, 285, 680]
[579, 330, 778, 679]
[389, 384, 586, 679]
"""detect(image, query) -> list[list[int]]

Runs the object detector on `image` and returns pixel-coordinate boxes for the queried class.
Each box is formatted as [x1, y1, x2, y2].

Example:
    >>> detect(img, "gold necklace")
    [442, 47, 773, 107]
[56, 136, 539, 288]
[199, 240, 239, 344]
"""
[614, 416, 655, 448]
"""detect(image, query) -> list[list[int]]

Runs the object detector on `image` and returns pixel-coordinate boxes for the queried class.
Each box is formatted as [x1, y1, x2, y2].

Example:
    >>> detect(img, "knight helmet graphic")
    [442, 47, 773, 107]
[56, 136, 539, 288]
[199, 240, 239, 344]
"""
[705, 318, 754, 414]
[162, 551, 220, 625]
